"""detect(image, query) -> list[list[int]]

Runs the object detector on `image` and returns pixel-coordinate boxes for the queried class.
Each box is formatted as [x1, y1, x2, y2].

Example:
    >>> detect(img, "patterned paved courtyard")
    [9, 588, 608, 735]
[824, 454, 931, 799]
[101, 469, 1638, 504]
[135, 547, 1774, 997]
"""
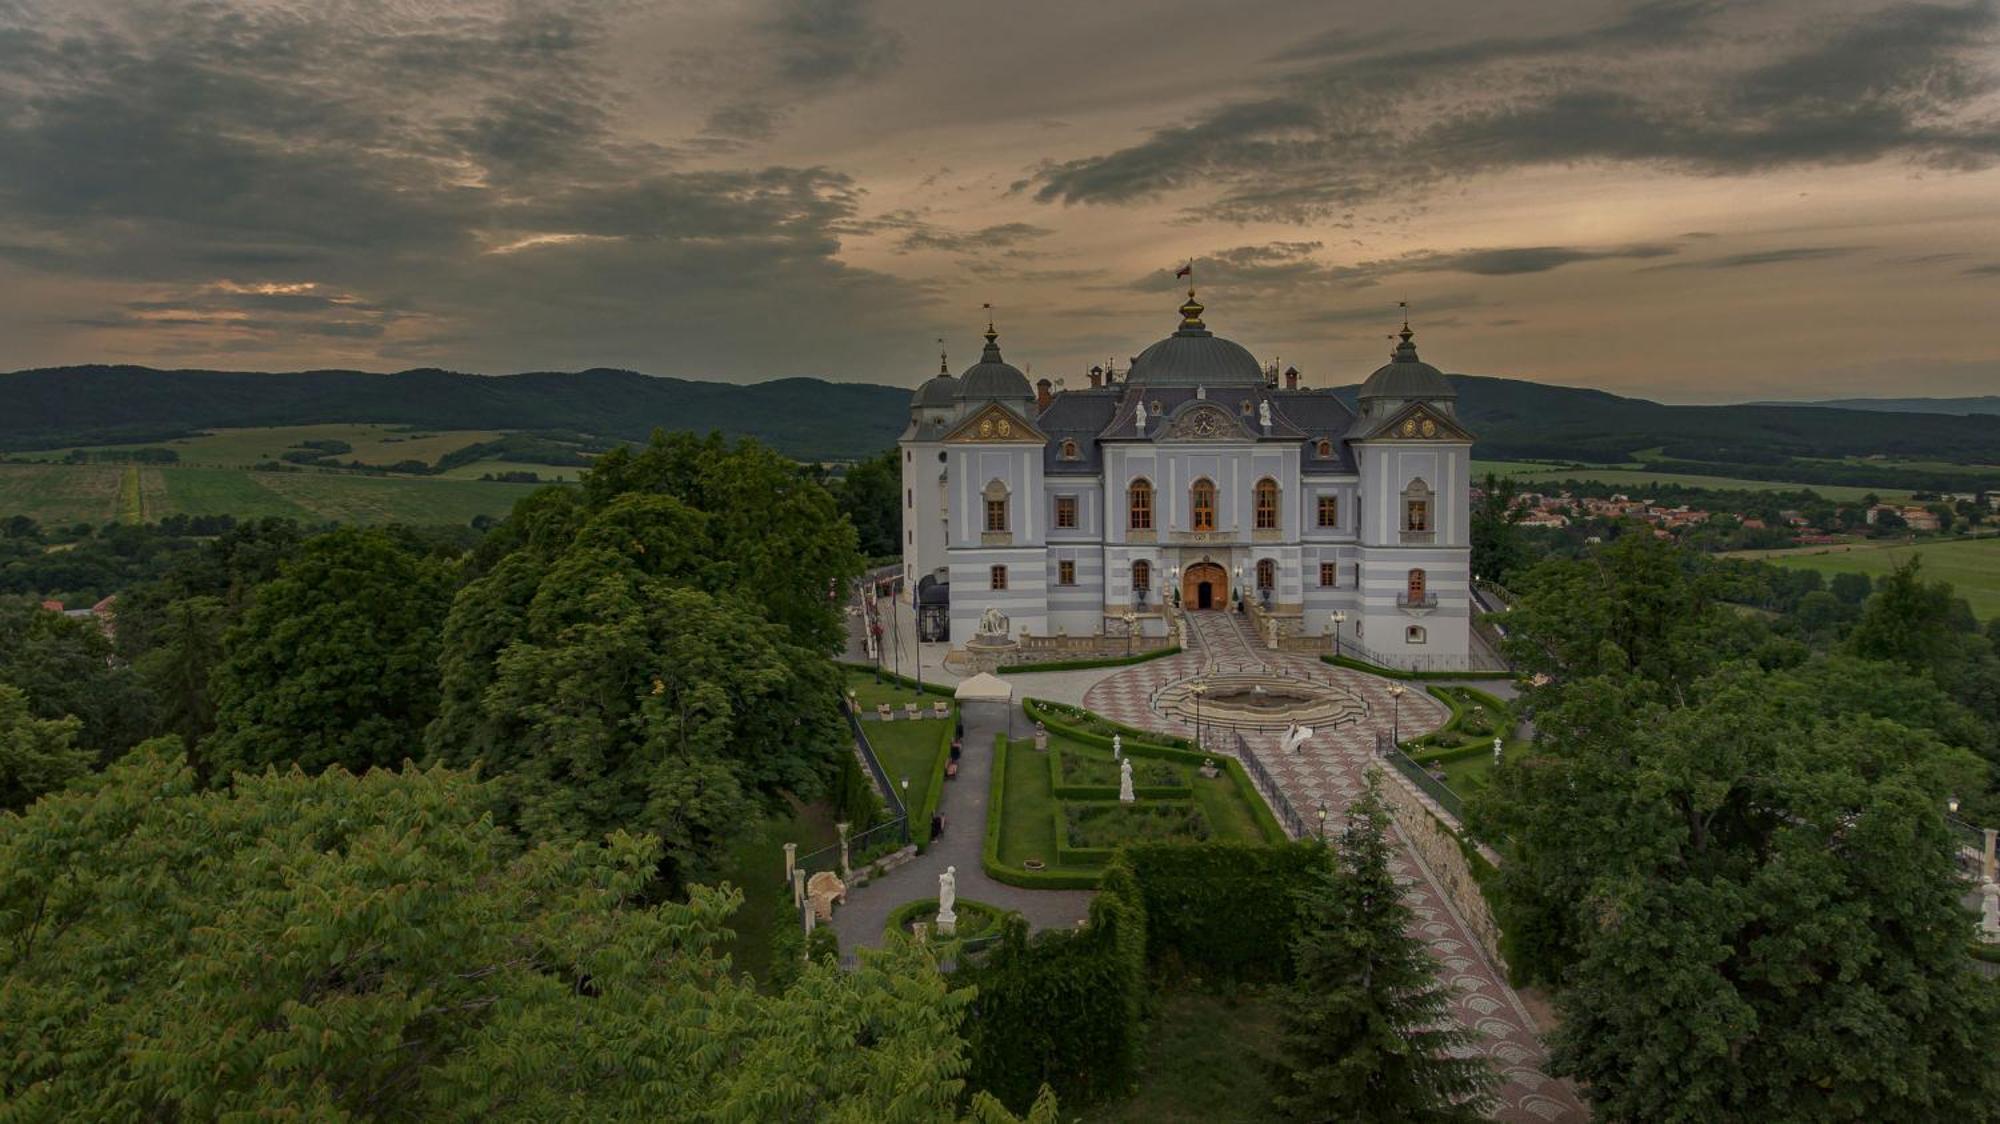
[1082, 612, 1586, 1123]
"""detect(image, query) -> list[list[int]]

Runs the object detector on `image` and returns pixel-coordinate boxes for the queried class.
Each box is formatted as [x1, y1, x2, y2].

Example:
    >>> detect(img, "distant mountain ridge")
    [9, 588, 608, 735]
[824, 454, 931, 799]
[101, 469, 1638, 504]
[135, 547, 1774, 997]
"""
[5, 364, 1999, 469]
[1743, 396, 2000, 416]
[0, 365, 913, 462]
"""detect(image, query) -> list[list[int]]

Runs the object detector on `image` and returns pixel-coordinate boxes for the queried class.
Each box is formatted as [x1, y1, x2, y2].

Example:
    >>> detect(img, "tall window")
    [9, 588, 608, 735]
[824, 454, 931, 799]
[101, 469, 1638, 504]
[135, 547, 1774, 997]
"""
[983, 479, 1010, 533]
[1132, 560, 1151, 595]
[1407, 568, 1427, 601]
[991, 565, 1008, 591]
[1256, 558, 1276, 591]
[1403, 478, 1432, 533]
[1191, 478, 1217, 533]
[1315, 438, 1332, 457]
[1058, 559, 1076, 586]
[1055, 495, 1078, 529]
[1128, 478, 1153, 530]
[1254, 477, 1279, 530]
[1319, 561, 1336, 587]
[1316, 494, 1339, 528]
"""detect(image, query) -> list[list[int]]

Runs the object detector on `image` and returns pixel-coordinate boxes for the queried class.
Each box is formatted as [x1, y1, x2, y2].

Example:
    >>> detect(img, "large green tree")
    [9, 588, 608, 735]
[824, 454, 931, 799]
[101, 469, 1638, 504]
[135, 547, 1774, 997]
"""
[0, 744, 1052, 1122]
[837, 447, 902, 561]
[0, 683, 91, 811]
[429, 490, 847, 887]
[0, 596, 153, 757]
[1469, 472, 1527, 586]
[204, 527, 456, 780]
[1273, 779, 1494, 1123]
[1482, 653, 2000, 1119]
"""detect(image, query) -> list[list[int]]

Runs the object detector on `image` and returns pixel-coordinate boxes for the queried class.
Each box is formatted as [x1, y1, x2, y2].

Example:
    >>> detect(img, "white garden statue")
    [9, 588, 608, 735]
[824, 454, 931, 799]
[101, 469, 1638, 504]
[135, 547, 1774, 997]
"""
[1281, 724, 1314, 755]
[1119, 757, 1136, 803]
[937, 865, 958, 936]
[1111, 734, 1122, 759]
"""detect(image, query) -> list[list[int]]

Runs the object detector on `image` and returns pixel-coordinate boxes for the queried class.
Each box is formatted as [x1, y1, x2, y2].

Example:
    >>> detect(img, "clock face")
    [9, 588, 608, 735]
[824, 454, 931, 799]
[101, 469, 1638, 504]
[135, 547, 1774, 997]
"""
[997, 419, 1012, 437]
[1420, 418, 1437, 437]
[979, 418, 993, 437]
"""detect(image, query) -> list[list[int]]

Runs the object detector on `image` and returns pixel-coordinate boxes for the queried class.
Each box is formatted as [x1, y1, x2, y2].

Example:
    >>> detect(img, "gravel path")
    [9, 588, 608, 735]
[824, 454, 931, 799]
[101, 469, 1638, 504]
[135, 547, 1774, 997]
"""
[831, 699, 1094, 960]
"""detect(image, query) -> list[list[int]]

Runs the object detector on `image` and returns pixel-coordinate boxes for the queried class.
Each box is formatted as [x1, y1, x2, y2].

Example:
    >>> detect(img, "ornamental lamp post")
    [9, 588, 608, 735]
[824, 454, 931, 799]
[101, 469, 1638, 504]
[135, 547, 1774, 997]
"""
[1316, 802, 1328, 841]
[1232, 565, 1243, 611]
[1949, 795, 1961, 816]
[1170, 565, 1181, 608]
[1330, 610, 1346, 660]
[1122, 609, 1138, 657]
[1388, 683, 1406, 747]
[1189, 680, 1208, 751]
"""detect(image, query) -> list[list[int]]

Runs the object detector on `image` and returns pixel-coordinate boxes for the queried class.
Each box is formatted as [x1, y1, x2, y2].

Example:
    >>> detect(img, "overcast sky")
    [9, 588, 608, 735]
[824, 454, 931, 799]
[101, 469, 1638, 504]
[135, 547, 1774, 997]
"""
[3, 0, 1998, 402]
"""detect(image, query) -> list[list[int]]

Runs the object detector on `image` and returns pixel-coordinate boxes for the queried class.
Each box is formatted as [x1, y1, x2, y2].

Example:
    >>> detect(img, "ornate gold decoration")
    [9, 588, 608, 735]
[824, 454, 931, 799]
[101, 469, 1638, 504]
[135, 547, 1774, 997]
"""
[1164, 404, 1244, 440]
[1420, 418, 1437, 437]
[997, 418, 1013, 437]
[1401, 418, 1417, 436]
[979, 418, 994, 437]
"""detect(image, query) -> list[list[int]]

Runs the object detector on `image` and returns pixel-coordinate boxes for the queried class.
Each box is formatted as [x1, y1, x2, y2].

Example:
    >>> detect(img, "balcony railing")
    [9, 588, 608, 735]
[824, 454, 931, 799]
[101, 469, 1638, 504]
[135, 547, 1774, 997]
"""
[1399, 529, 1435, 544]
[1397, 592, 1439, 609]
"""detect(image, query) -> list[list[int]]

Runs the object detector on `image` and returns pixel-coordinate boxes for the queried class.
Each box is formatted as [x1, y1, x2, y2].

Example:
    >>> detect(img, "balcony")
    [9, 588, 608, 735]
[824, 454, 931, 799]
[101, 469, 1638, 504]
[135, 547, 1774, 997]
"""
[1397, 592, 1439, 611]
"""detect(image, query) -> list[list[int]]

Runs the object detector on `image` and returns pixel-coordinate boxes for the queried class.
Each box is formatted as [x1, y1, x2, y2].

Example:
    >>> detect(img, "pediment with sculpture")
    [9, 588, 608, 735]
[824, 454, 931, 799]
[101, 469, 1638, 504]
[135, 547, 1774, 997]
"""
[943, 403, 1046, 444]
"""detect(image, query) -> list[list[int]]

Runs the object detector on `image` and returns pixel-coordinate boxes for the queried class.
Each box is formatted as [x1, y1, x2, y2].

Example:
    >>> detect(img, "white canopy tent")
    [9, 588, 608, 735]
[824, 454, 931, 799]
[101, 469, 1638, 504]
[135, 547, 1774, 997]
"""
[953, 672, 1014, 704]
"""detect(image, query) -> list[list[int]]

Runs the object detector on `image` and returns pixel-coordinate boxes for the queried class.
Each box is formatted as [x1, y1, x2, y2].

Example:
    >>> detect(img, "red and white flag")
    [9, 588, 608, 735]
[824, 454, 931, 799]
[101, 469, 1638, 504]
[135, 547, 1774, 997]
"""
[1174, 262, 1192, 279]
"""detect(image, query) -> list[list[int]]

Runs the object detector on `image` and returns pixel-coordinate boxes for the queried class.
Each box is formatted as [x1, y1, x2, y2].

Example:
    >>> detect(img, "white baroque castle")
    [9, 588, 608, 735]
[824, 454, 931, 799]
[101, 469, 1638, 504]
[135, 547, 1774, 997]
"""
[899, 289, 1474, 669]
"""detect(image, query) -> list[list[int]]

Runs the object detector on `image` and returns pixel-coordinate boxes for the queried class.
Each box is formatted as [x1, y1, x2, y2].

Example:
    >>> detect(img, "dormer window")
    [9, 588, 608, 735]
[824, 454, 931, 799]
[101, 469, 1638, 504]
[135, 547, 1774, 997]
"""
[1315, 438, 1332, 458]
[1059, 438, 1079, 459]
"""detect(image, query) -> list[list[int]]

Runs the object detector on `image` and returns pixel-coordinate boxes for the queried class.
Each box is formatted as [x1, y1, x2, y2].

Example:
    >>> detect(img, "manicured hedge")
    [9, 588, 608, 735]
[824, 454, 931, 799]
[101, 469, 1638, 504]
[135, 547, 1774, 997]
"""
[1411, 741, 1497, 766]
[999, 646, 1182, 674]
[1052, 802, 1206, 868]
[1023, 697, 1196, 751]
[1320, 653, 1516, 681]
[982, 733, 1102, 891]
[956, 863, 1147, 1113]
[1112, 842, 1330, 984]
[1047, 742, 1191, 801]
[883, 896, 1013, 939]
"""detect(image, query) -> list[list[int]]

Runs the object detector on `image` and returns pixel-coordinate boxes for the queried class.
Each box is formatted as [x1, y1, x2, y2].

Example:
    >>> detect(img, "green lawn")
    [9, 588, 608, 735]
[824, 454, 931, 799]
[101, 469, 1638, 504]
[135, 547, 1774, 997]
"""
[17, 423, 509, 470]
[999, 735, 1063, 871]
[1471, 460, 1907, 502]
[865, 718, 951, 843]
[1747, 535, 2000, 621]
[160, 466, 314, 520]
[710, 797, 840, 988]
[0, 463, 126, 524]
[844, 668, 949, 712]
[1081, 988, 1284, 1124]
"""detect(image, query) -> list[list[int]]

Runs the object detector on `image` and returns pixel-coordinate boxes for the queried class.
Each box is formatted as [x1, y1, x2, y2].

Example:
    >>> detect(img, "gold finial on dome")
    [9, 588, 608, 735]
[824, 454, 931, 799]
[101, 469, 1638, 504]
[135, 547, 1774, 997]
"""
[1178, 292, 1206, 330]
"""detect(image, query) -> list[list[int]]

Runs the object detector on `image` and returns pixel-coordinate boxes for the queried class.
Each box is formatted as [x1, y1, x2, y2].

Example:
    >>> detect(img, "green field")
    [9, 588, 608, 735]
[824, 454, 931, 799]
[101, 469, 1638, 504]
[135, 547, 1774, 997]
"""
[1469, 460, 1908, 502]
[1734, 535, 2000, 621]
[0, 462, 540, 527]
[19, 424, 509, 470]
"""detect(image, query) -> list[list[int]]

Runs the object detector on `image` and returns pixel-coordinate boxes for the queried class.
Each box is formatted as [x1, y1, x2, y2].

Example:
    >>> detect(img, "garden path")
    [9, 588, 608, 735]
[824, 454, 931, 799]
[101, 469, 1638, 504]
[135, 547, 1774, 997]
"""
[1082, 611, 1585, 1123]
[830, 699, 1094, 962]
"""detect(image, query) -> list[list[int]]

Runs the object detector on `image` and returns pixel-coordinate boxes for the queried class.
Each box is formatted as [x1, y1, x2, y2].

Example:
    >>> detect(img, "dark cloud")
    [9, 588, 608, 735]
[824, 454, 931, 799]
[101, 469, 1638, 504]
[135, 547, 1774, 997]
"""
[1965, 262, 2000, 275]
[767, 0, 903, 87]
[1034, 1, 2000, 220]
[898, 222, 1055, 253]
[1646, 246, 1861, 270]
[0, 1, 936, 376]
[1402, 244, 1681, 275]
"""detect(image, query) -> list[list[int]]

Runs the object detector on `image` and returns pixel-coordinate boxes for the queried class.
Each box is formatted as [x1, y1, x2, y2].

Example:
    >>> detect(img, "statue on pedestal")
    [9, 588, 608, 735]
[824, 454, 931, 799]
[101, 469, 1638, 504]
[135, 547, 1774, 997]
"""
[1112, 734, 1122, 759]
[977, 606, 1010, 639]
[1983, 881, 2000, 944]
[1119, 757, 1136, 803]
[937, 865, 959, 936]
[1258, 399, 1273, 429]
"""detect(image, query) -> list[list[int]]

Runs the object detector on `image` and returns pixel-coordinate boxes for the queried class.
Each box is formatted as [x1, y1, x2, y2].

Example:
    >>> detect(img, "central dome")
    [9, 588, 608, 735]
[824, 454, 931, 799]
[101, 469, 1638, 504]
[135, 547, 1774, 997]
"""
[1126, 292, 1266, 387]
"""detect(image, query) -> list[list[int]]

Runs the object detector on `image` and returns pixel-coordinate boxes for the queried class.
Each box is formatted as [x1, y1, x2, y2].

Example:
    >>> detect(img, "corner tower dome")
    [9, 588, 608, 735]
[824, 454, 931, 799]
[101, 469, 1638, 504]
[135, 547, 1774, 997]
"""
[953, 322, 1035, 404]
[911, 347, 958, 408]
[1358, 323, 1455, 414]
[1126, 287, 1265, 387]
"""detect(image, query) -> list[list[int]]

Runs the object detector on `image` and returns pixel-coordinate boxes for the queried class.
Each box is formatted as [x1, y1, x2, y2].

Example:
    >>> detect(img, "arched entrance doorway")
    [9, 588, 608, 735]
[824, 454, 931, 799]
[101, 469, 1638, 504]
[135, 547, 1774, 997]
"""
[1183, 562, 1227, 609]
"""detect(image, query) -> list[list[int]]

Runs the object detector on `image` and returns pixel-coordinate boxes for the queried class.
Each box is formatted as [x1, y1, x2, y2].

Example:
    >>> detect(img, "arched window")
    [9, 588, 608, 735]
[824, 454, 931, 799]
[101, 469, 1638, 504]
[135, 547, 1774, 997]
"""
[1256, 558, 1276, 591]
[983, 479, 1010, 534]
[1191, 478, 1217, 533]
[1402, 478, 1432, 533]
[1132, 560, 1151, 597]
[1254, 477, 1279, 530]
[1315, 438, 1332, 458]
[1128, 477, 1154, 530]
[1060, 438, 1079, 459]
[1407, 568, 1427, 601]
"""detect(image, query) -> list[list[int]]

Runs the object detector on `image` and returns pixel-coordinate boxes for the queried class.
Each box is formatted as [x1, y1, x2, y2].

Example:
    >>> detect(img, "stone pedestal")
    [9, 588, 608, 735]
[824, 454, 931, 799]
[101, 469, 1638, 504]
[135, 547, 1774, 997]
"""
[783, 841, 797, 888]
[837, 822, 851, 879]
[1983, 882, 2000, 944]
[1034, 721, 1048, 752]
[790, 866, 804, 910]
[936, 909, 957, 937]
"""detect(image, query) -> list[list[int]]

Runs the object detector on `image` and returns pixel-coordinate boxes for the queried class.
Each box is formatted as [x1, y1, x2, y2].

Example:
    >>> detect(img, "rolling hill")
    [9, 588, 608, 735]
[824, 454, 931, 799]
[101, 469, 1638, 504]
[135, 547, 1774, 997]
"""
[1745, 396, 2000, 417]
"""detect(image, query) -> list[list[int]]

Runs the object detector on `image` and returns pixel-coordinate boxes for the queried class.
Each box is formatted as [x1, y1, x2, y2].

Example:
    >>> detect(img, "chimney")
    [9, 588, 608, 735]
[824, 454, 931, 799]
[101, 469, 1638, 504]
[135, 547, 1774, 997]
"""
[1036, 378, 1053, 410]
[1088, 365, 1103, 388]
[1284, 365, 1300, 390]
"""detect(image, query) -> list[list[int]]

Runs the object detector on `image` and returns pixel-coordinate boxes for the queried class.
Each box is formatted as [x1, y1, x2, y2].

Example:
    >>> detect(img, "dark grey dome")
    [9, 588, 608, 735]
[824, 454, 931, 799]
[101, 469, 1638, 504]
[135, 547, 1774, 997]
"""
[912, 367, 957, 408]
[954, 327, 1033, 402]
[1359, 326, 1454, 401]
[1127, 293, 1265, 387]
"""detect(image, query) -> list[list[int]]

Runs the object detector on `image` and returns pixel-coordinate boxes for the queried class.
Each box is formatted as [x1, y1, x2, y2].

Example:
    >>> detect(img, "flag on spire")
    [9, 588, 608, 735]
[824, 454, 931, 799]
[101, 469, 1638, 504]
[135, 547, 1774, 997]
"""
[1175, 261, 1192, 279]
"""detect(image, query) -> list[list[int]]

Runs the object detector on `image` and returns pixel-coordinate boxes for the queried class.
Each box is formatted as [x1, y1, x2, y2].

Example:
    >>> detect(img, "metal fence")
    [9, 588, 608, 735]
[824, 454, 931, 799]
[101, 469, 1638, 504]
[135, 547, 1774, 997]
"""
[1234, 731, 1310, 840]
[1377, 732, 1467, 823]
[844, 704, 912, 827]
[1948, 815, 1986, 855]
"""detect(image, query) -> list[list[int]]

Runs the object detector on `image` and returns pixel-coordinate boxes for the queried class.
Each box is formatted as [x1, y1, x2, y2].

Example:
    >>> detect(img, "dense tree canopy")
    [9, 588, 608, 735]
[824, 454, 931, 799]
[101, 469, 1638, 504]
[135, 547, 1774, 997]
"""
[203, 527, 457, 780]
[0, 745, 1052, 1121]
[1482, 540, 2000, 1120]
[0, 684, 90, 812]
[0, 596, 153, 757]
[834, 448, 901, 561]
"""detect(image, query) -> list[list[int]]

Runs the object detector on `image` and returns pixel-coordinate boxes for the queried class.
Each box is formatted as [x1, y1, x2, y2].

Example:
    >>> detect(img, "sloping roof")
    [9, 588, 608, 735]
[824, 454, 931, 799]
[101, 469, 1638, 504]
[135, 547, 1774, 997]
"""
[955, 672, 1013, 703]
[1270, 390, 1361, 472]
[1037, 389, 1119, 474]
[1348, 398, 1476, 442]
